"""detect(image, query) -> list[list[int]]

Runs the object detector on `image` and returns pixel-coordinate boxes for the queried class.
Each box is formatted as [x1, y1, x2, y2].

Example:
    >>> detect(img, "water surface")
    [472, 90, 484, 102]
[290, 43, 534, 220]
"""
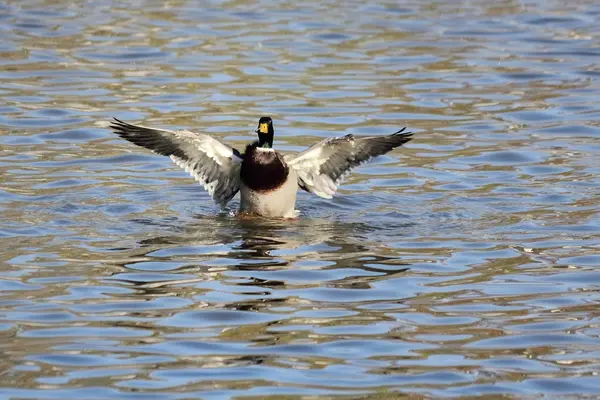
[1, 0, 600, 398]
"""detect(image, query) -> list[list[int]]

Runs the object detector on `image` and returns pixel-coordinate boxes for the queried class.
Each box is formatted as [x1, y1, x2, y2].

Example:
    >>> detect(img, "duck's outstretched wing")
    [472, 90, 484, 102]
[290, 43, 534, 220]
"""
[286, 128, 412, 199]
[110, 118, 242, 207]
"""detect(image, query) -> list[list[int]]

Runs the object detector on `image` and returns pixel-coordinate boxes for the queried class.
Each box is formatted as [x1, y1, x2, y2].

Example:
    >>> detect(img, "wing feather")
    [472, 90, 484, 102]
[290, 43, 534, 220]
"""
[110, 118, 242, 207]
[287, 128, 412, 199]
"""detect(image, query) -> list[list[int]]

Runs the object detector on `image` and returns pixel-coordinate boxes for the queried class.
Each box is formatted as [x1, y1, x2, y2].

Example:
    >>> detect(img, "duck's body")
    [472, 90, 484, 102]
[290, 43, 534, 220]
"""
[239, 144, 298, 217]
[240, 169, 298, 218]
[110, 117, 412, 218]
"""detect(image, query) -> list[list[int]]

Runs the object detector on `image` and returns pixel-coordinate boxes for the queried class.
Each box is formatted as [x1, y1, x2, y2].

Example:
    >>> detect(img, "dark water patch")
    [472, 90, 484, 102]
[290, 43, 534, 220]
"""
[22, 326, 153, 338]
[38, 128, 106, 142]
[578, 69, 600, 77]
[13, 20, 48, 30]
[526, 16, 585, 26]
[468, 333, 598, 349]
[161, 310, 283, 328]
[532, 124, 600, 137]
[79, 48, 173, 62]
[501, 72, 550, 81]
[0, 116, 85, 127]
[518, 165, 570, 175]
[455, 150, 542, 165]
[310, 32, 356, 43]
[528, 49, 600, 58]
[31, 108, 72, 118]
[504, 110, 560, 123]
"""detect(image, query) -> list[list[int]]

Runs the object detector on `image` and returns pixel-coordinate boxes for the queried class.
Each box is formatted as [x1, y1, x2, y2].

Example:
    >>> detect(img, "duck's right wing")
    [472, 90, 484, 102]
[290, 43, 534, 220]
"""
[286, 128, 412, 199]
[110, 118, 243, 207]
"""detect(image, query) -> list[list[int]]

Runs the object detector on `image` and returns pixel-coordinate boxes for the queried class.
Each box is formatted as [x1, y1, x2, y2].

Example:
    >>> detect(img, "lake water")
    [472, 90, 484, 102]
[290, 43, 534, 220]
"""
[1, 0, 600, 398]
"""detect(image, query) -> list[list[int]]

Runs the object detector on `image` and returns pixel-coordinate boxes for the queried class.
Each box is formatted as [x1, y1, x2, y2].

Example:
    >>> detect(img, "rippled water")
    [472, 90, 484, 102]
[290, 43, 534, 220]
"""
[2, 0, 600, 398]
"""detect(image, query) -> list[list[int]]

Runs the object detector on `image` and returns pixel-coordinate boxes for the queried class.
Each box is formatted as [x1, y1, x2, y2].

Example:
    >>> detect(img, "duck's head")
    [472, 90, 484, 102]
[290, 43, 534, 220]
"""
[256, 116, 274, 148]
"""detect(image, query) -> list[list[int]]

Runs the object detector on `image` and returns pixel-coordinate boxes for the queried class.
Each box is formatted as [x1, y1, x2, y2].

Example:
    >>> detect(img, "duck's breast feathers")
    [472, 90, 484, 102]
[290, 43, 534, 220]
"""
[244, 143, 278, 163]
[287, 127, 413, 199]
[109, 118, 242, 207]
[240, 143, 290, 192]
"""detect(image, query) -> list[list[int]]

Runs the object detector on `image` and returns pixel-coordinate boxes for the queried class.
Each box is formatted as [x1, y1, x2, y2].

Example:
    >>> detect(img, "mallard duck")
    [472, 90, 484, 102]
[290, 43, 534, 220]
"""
[110, 117, 412, 218]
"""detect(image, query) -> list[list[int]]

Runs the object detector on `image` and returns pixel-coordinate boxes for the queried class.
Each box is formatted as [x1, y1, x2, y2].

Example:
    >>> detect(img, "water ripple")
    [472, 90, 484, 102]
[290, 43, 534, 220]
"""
[1, 0, 600, 398]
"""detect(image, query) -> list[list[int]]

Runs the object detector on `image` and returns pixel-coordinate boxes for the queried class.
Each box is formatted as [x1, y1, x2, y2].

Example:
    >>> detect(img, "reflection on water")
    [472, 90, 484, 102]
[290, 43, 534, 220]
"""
[2, 0, 600, 398]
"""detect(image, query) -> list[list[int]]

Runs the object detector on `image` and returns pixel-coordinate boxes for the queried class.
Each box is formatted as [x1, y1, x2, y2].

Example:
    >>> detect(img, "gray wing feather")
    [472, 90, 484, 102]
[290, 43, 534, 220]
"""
[110, 118, 242, 207]
[287, 128, 412, 199]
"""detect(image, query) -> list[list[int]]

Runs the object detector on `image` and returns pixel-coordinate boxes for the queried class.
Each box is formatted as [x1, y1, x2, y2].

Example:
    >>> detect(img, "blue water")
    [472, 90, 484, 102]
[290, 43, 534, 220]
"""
[1, 0, 600, 398]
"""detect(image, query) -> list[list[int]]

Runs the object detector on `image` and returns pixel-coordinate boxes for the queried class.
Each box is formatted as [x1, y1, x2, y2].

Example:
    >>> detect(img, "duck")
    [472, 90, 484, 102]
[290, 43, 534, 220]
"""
[110, 117, 412, 218]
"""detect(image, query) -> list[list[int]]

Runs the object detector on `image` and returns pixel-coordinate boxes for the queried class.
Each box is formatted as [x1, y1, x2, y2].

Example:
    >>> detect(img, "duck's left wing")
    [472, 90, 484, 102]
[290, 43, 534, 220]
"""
[110, 118, 242, 207]
[286, 128, 412, 199]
